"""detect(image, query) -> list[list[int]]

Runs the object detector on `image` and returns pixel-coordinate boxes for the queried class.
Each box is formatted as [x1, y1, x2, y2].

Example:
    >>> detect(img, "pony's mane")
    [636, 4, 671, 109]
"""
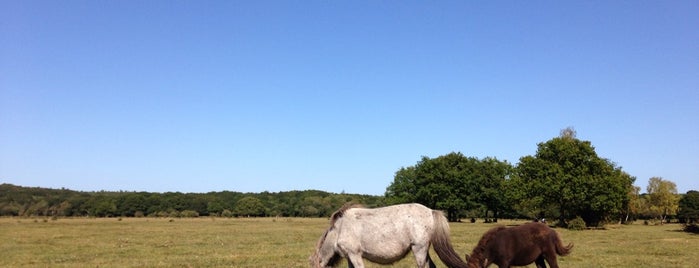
[479, 226, 507, 246]
[468, 226, 507, 263]
[330, 203, 364, 225]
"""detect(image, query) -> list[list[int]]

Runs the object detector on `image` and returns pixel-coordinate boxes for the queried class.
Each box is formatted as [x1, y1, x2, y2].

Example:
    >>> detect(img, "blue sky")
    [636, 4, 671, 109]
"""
[1, 1, 697, 195]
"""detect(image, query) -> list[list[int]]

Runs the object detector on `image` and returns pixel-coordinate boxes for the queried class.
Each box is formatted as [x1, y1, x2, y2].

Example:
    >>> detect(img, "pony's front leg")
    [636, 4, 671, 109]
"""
[346, 255, 365, 268]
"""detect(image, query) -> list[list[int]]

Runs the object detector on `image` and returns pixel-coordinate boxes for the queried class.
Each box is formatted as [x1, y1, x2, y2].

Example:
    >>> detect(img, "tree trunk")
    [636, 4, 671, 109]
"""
[558, 206, 567, 227]
[620, 210, 628, 224]
[447, 208, 458, 222]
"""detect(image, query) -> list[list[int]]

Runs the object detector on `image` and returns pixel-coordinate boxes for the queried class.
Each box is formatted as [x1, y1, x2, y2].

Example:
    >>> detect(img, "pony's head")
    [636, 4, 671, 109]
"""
[465, 253, 488, 268]
[309, 203, 363, 267]
[309, 228, 341, 268]
[466, 226, 505, 268]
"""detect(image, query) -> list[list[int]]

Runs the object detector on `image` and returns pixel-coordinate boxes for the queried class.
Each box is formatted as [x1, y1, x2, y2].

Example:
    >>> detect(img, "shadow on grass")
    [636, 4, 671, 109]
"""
[666, 224, 699, 235]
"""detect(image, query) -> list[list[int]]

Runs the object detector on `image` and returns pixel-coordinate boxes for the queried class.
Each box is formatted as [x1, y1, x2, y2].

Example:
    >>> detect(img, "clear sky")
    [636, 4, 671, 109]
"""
[1, 1, 697, 195]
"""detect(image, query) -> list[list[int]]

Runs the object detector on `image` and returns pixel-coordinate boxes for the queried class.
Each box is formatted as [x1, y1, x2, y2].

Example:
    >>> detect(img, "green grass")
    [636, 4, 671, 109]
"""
[1, 217, 697, 267]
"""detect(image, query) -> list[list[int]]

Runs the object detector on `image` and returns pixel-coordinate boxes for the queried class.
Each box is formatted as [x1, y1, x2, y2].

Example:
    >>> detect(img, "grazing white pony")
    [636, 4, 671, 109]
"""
[309, 203, 468, 268]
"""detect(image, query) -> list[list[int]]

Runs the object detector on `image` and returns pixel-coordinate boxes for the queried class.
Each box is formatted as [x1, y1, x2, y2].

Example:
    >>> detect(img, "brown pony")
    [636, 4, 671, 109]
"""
[466, 222, 573, 268]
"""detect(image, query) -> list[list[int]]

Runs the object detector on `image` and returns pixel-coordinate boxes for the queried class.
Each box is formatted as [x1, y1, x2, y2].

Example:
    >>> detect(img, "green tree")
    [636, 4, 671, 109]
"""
[26, 199, 49, 216]
[207, 200, 225, 216]
[87, 195, 117, 217]
[234, 196, 266, 217]
[515, 128, 634, 226]
[51, 200, 73, 217]
[386, 153, 472, 221]
[625, 185, 643, 222]
[646, 177, 679, 224]
[475, 157, 512, 221]
[385, 166, 418, 205]
[116, 193, 148, 217]
[299, 196, 327, 217]
[678, 190, 699, 224]
[385, 152, 511, 222]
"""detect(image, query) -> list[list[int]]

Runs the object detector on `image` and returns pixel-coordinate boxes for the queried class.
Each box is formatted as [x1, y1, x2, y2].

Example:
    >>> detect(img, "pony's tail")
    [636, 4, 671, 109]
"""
[431, 210, 469, 268]
[553, 233, 574, 256]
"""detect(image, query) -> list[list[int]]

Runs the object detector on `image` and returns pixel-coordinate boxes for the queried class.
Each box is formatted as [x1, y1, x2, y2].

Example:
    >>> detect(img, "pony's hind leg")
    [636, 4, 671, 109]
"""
[534, 255, 547, 268]
[542, 247, 561, 268]
[544, 254, 561, 268]
[411, 244, 433, 268]
[425, 253, 436, 268]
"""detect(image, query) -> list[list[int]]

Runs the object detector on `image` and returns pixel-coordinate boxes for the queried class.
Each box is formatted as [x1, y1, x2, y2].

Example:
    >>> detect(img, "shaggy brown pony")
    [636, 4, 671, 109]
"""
[466, 222, 573, 268]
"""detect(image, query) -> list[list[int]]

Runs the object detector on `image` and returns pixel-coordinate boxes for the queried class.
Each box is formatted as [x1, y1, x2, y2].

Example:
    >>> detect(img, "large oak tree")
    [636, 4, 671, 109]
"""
[385, 152, 511, 222]
[514, 128, 635, 227]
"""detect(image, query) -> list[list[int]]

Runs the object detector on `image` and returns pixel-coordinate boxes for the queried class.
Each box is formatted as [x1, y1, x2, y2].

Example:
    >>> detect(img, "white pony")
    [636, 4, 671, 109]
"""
[309, 203, 468, 268]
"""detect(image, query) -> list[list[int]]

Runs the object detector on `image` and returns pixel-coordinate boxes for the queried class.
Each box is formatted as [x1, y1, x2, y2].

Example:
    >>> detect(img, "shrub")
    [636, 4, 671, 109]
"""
[221, 209, 233, 218]
[180, 210, 199, 218]
[684, 223, 699, 234]
[568, 216, 587, 230]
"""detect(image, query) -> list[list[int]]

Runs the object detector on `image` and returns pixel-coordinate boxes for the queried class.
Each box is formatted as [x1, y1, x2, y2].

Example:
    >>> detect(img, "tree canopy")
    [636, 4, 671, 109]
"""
[513, 128, 635, 227]
[646, 177, 680, 223]
[385, 152, 512, 221]
[0, 184, 383, 218]
[678, 190, 699, 224]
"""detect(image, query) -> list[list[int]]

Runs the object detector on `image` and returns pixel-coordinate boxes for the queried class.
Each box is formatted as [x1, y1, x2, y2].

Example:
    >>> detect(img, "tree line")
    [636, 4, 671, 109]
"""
[0, 184, 383, 218]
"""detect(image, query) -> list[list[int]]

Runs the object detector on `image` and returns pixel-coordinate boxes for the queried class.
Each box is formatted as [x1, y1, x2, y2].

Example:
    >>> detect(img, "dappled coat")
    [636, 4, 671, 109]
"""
[310, 203, 469, 268]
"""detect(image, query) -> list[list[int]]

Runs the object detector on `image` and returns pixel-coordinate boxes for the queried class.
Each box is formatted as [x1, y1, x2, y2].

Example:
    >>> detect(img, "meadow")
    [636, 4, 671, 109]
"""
[1, 217, 697, 267]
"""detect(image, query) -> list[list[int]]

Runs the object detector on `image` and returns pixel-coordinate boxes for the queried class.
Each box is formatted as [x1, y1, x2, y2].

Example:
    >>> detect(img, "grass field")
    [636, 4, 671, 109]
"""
[1, 217, 697, 267]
